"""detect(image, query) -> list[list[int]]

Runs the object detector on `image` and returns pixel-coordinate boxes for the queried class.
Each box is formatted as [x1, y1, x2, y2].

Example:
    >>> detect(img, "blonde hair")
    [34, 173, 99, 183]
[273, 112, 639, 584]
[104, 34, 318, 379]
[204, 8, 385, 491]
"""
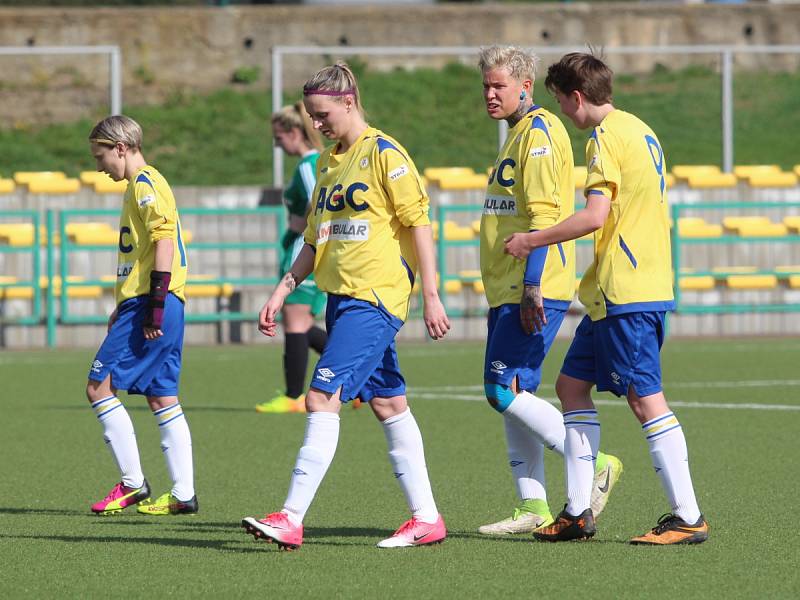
[478, 45, 539, 84]
[303, 62, 364, 116]
[271, 101, 323, 152]
[89, 115, 143, 149]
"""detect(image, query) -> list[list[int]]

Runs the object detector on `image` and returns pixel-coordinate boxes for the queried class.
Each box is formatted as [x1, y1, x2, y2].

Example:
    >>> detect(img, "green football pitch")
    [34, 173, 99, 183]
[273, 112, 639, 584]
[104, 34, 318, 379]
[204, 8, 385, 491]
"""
[1, 337, 799, 598]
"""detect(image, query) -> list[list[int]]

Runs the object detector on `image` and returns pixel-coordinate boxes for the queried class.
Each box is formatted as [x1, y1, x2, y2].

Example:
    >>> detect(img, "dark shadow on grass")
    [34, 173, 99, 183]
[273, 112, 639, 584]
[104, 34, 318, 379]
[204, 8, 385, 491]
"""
[0, 507, 85, 516]
[47, 405, 256, 413]
[0, 533, 267, 554]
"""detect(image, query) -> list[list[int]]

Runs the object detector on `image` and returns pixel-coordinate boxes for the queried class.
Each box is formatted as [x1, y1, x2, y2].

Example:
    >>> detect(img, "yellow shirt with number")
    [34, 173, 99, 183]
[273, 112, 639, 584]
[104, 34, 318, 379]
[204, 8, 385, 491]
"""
[480, 105, 576, 308]
[579, 110, 674, 321]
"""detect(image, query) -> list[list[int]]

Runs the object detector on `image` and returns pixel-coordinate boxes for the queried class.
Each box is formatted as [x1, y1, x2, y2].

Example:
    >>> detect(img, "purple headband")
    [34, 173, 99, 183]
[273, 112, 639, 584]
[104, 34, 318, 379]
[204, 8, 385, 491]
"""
[303, 86, 356, 97]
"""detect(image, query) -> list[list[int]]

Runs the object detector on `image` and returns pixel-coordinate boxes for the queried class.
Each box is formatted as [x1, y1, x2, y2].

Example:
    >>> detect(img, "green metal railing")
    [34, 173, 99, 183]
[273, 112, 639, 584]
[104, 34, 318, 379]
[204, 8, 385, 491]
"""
[45, 206, 285, 346]
[671, 201, 800, 314]
[435, 204, 592, 316]
[0, 210, 42, 325]
[436, 202, 800, 317]
[4, 202, 799, 345]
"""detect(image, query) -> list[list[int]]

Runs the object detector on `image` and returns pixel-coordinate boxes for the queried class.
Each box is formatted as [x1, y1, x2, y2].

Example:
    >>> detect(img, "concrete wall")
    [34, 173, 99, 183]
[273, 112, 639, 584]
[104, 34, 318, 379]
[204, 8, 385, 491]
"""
[2, 3, 800, 122]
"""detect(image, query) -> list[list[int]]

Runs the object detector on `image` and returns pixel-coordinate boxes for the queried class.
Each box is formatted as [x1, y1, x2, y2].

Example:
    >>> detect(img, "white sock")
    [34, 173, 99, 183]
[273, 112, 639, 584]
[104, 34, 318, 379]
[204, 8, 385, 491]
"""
[153, 403, 195, 501]
[283, 412, 340, 525]
[643, 412, 702, 524]
[91, 395, 144, 489]
[563, 409, 600, 516]
[503, 391, 565, 456]
[381, 408, 438, 523]
[503, 418, 546, 501]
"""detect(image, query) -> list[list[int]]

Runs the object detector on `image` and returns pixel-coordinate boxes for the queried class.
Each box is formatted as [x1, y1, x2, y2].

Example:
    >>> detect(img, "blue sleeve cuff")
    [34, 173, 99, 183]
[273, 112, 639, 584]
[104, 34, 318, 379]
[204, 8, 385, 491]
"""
[523, 232, 548, 286]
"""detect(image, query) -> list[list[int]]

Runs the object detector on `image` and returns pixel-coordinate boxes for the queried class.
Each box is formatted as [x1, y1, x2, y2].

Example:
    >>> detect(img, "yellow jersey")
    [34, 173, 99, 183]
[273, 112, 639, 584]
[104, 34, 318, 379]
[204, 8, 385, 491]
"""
[116, 166, 187, 305]
[480, 105, 576, 308]
[303, 127, 430, 321]
[579, 109, 674, 321]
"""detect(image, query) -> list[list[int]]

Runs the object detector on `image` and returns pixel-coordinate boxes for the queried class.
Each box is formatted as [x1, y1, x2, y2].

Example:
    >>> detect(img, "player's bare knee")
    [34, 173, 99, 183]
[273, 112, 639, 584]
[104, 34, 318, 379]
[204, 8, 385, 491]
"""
[484, 382, 514, 413]
[371, 395, 407, 421]
[147, 396, 178, 411]
[306, 387, 339, 413]
[86, 377, 113, 403]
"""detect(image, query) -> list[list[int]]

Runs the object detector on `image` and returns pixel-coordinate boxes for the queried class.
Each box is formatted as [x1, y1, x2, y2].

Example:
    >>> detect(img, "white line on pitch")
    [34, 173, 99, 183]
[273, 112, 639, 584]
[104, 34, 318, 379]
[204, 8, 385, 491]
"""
[409, 378, 800, 393]
[409, 392, 800, 411]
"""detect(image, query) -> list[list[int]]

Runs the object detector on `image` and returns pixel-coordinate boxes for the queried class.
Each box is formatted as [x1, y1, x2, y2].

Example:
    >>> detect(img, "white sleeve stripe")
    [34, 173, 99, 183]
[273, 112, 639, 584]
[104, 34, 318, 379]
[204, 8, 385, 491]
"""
[299, 163, 316, 198]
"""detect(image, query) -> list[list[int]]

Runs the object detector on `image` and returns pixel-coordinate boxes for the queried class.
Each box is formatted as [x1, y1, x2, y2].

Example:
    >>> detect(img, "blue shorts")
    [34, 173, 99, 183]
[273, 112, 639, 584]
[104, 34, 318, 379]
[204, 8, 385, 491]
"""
[484, 304, 566, 392]
[561, 312, 666, 398]
[310, 294, 405, 403]
[88, 294, 185, 397]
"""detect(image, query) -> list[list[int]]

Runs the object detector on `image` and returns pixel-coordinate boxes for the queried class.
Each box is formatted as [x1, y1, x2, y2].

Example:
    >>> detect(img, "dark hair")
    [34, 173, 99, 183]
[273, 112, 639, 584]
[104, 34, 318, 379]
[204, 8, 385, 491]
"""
[545, 52, 613, 105]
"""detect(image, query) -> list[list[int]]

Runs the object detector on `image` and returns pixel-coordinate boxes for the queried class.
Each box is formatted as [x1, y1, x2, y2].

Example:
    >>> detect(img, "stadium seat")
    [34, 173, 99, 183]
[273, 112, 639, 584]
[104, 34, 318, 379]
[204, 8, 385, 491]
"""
[670, 165, 721, 181]
[686, 173, 737, 188]
[0, 223, 54, 246]
[69, 228, 119, 245]
[13, 171, 66, 185]
[721, 216, 786, 236]
[472, 280, 485, 294]
[679, 276, 715, 291]
[726, 274, 778, 289]
[79, 171, 107, 185]
[794, 165, 800, 179]
[783, 216, 800, 233]
[747, 172, 798, 188]
[443, 221, 474, 240]
[664, 173, 675, 188]
[27, 276, 104, 299]
[94, 179, 128, 194]
[677, 217, 723, 238]
[0, 178, 16, 193]
[437, 174, 488, 191]
[185, 282, 235, 299]
[423, 167, 476, 186]
[80, 170, 128, 193]
[27, 178, 81, 194]
[65, 221, 114, 235]
[789, 275, 800, 289]
[734, 222, 788, 237]
[412, 275, 463, 295]
[733, 164, 781, 180]
[471, 219, 481, 235]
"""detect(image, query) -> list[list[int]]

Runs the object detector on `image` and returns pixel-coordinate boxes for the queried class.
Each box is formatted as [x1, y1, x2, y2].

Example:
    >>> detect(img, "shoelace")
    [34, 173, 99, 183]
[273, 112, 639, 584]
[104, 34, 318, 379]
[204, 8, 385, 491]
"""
[394, 518, 419, 535]
[102, 483, 124, 502]
[652, 513, 678, 534]
[263, 512, 289, 526]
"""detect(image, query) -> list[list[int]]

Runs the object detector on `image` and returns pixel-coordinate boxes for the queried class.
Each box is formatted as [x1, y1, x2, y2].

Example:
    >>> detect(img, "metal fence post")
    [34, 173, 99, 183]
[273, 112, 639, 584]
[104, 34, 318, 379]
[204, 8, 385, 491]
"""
[46, 210, 56, 348]
[721, 50, 734, 173]
[271, 47, 284, 188]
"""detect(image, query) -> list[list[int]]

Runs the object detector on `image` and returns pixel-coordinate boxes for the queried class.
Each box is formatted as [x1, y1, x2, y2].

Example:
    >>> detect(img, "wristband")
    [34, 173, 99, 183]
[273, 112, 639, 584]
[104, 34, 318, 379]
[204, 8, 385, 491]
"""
[144, 270, 171, 329]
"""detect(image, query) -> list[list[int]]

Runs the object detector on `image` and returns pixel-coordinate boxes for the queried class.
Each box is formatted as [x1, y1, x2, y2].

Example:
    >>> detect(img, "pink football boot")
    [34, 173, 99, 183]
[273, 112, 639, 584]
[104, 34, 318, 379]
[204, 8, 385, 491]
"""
[377, 514, 447, 548]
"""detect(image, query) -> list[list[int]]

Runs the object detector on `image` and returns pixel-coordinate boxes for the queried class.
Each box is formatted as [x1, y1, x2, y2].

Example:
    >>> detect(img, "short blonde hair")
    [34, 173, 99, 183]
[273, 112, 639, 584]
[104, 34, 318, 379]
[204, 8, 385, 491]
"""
[303, 62, 364, 116]
[89, 115, 143, 149]
[271, 101, 323, 152]
[478, 45, 539, 83]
